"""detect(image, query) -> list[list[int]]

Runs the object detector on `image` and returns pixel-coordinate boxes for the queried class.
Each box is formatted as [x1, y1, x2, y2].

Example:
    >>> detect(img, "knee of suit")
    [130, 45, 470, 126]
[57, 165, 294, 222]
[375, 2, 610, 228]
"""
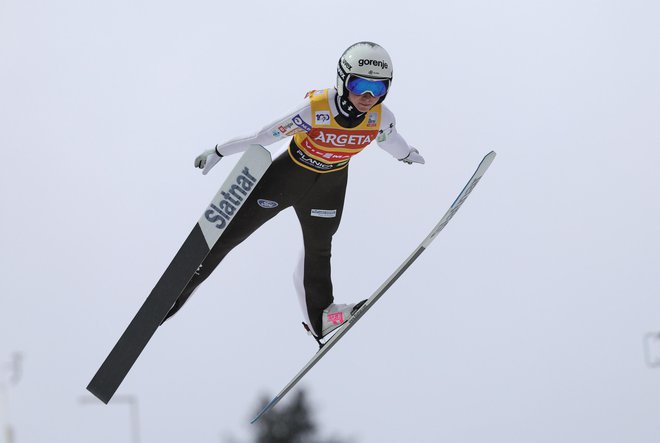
[302, 235, 333, 253]
[303, 245, 332, 260]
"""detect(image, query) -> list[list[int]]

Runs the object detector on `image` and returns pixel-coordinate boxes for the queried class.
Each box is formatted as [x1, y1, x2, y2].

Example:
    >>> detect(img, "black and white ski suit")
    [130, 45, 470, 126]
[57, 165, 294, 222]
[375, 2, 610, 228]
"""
[165, 88, 420, 336]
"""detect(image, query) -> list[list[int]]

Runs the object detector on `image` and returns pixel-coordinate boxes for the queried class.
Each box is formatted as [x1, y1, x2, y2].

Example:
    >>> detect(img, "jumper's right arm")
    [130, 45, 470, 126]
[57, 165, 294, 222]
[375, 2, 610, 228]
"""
[196, 102, 312, 174]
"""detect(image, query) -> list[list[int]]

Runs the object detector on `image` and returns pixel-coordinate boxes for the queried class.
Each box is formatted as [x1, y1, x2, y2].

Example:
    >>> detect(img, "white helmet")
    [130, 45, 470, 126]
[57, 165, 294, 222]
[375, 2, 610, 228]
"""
[336, 42, 393, 99]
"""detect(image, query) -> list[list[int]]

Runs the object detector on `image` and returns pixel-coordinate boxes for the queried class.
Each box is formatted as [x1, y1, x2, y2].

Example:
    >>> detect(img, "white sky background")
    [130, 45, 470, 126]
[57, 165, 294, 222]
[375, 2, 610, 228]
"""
[1, 0, 659, 442]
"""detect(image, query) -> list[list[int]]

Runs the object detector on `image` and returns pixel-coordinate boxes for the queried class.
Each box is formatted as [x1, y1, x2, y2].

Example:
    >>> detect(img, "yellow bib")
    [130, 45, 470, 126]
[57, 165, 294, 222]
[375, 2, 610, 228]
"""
[289, 89, 381, 173]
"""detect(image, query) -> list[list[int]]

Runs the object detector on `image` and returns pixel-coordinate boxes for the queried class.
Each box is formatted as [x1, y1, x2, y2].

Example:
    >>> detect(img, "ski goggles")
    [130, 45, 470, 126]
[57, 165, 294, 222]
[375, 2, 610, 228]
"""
[346, 75, 389, 97]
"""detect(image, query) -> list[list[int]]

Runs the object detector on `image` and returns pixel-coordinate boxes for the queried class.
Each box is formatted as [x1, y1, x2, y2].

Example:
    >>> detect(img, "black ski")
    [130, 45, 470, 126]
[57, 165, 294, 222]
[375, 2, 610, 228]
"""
[87, 145, 272, 404]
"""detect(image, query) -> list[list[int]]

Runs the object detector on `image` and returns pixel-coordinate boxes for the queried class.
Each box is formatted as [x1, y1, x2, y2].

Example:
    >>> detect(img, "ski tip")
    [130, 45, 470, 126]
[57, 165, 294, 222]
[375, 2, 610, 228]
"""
[249, 143, 273, 162]
[477, 151, 496, 171]
[250, 396, 281, 424]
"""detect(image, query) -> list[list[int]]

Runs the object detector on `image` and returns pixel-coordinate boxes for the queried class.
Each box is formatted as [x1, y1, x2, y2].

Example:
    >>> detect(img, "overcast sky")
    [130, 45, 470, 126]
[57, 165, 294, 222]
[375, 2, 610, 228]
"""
[2, 0, 660, 442]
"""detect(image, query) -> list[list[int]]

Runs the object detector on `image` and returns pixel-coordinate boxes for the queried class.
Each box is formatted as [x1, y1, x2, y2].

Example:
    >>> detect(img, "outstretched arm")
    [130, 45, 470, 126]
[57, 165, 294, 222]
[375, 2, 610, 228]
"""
[196, 101, 313, 174]
[376, 105, 425, 165]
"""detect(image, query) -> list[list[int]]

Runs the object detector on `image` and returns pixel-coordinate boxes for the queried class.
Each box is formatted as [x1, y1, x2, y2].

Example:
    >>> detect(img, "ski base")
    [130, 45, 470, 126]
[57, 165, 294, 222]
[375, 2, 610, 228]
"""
[87, 145, 272, 404]
[251, 150, 496, 423]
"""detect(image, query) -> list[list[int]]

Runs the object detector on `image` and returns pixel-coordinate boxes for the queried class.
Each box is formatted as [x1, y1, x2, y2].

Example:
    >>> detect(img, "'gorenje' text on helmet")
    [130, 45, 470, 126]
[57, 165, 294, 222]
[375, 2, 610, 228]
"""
[336, 42, 393, 102]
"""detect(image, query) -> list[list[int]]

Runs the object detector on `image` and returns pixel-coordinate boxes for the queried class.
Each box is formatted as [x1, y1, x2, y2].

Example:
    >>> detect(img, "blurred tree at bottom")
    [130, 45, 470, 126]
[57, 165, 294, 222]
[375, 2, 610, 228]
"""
[251, 389, 353, 443]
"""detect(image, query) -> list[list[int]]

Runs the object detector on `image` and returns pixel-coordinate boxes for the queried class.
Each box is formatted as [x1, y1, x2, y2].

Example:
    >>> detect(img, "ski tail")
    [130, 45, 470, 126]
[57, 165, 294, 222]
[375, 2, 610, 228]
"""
[251, 396, 281, 424]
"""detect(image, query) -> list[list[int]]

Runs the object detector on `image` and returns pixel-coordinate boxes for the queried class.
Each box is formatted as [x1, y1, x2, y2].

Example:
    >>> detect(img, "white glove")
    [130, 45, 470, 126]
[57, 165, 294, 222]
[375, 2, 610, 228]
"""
[400, 147, 425, 165]
[194, 145, 223, 175]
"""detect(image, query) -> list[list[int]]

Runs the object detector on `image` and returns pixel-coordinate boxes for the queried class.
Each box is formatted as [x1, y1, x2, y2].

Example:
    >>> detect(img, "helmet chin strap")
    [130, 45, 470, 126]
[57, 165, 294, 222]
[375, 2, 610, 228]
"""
[335, 89, 366, 120]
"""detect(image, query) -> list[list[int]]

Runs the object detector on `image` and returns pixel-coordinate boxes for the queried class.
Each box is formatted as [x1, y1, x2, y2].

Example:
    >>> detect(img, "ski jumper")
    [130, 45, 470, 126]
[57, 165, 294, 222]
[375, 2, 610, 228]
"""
[164, 88, 417, 336]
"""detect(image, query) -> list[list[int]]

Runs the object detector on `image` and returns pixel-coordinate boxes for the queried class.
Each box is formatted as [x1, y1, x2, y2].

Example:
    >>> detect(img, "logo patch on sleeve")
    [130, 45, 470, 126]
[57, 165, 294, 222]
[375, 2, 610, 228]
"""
[310, 209, 337, 218]
[293, 114, 312, 132]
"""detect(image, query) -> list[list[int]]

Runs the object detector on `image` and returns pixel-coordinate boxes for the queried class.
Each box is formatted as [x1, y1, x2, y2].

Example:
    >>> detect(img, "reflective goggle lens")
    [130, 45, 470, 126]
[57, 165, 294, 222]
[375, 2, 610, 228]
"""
[346, 76, 389, 97]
